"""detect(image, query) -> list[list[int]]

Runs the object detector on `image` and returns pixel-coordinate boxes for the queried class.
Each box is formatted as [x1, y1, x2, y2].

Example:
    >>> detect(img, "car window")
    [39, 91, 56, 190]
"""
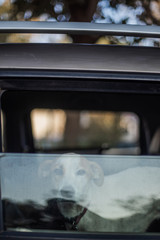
[31, 109, 140, 155]
[1, 153, 160, 233]
[1, 91, 143, 155]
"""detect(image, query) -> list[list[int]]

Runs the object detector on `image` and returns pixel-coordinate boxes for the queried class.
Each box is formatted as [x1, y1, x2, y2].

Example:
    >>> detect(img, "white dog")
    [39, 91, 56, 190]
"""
[39, 153, 104, 229]
[39, 153, 160, 232]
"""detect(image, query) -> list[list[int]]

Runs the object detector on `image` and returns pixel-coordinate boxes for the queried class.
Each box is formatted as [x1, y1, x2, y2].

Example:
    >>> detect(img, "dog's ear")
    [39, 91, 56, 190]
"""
[90, 162, 104, 186]
[38, 160, 53, 177]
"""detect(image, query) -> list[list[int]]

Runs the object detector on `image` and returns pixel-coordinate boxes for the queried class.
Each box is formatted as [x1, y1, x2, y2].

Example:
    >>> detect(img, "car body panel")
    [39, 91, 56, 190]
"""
[0, 43, 160, 74]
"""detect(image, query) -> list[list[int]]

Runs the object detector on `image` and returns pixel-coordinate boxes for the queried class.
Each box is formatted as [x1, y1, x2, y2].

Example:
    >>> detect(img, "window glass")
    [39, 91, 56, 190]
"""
[31, 110, 140, 155]
[1, 153, 160, 233]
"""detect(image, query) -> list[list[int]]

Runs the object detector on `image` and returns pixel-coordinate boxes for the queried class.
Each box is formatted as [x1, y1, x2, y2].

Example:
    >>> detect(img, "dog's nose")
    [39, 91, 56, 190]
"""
[60, 186, 75, 199]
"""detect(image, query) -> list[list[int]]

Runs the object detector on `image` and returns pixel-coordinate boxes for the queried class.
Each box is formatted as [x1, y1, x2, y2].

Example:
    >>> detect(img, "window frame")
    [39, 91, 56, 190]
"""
[1, 41, 160, 239]
[1, 153, 160, 239]
[1, 89, 160, 240]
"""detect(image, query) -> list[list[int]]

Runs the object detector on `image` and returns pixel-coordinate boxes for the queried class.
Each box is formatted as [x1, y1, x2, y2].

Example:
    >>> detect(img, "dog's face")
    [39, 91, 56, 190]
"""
[39, 153, 104, 218]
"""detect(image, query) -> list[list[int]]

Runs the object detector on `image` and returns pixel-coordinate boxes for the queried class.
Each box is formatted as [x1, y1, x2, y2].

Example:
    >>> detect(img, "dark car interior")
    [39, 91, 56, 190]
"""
[1, 89, 160, 155]
[1, 88, 160, 235]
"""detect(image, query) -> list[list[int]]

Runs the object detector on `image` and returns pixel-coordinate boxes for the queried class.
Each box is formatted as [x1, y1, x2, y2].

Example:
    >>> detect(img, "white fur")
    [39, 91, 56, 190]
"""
[39, 153, 160, 232]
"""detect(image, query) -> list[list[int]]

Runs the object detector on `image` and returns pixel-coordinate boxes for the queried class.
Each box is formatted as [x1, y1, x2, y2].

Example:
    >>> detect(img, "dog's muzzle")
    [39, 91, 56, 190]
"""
[60, 186, 75, 199]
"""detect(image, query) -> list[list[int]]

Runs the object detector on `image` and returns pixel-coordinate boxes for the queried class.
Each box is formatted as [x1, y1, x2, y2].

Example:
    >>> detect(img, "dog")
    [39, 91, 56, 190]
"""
[39, 153, 104, 230]
[39, 153, 160, 232]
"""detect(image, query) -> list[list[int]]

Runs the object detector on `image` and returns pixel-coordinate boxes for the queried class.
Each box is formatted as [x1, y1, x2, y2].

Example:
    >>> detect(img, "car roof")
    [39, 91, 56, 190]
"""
[0, 21, 160, 91]
[0, 22, 160, 76]
[0, 21, 160, 74]
[0, 43, 160, 74]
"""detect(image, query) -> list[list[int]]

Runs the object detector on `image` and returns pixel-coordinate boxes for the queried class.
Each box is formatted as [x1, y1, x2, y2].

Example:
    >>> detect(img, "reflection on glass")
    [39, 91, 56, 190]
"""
[31, 110, 140, 155]
[1, 153, 160, 233]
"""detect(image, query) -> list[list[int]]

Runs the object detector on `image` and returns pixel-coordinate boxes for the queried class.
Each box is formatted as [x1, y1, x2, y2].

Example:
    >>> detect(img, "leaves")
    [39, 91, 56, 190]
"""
[0, 0, 160, 44]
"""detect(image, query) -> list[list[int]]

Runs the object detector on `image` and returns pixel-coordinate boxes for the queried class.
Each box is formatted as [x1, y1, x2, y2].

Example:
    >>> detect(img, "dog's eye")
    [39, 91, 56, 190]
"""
[77, 169, 86, 176]
[54, 168, 63, 175]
